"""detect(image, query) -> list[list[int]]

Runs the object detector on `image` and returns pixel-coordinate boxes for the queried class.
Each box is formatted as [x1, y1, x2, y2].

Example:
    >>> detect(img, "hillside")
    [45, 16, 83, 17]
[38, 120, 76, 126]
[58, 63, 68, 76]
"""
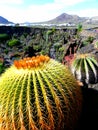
[0, 16, 13, 24]
[1, 13, 98, 28]
[36, 13, 98, 28]
[44, 13, 88, 24]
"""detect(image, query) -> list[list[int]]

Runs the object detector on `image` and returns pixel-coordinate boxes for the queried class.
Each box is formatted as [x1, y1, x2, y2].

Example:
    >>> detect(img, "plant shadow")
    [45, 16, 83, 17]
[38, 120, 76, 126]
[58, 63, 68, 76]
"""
[76, 87, 98, 130]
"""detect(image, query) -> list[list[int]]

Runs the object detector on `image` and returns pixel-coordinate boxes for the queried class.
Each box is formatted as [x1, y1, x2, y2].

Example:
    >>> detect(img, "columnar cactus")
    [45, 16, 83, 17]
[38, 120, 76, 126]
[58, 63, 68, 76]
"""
[71, 53, 98, 86]
[0, 55, 82, 130]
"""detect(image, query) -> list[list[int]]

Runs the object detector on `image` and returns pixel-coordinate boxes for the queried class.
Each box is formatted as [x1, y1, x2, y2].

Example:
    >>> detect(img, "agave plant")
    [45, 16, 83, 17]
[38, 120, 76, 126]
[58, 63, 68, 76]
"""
[70, 53, 98, 87]
[0, 55, 82, 130]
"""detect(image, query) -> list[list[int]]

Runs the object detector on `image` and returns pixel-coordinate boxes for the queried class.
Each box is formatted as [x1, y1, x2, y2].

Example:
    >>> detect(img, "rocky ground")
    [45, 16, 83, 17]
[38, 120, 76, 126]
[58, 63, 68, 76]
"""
[0, 26, 79, 73]
[0, 26, 98, 74]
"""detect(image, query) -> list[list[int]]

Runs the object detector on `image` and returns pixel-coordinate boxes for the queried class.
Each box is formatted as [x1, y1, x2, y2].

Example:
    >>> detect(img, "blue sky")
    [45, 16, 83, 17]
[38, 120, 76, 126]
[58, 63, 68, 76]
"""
[0, 0, 98, 23]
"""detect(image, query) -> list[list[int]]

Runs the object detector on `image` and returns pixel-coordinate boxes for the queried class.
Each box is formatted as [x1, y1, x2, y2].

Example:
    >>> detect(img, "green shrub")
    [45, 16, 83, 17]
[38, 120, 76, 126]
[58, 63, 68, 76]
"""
[8, 39, 20, 47]
[0, 33, 10, 41]
[86, 36, 95, 43]
[0, 62, 4, 74]
[77, 24, 82, 32]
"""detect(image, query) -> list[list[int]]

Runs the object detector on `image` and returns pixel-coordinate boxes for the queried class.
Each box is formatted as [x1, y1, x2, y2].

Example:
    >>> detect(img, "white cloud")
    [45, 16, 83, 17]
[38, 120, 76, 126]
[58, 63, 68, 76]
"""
[25, 0, 95, 23]
[81, 8, 98, 17]
[2, 3, 63, 23]
[25, 3, 65, 22]
[68, 8, 98, 17]
[0, 0, 98, 23]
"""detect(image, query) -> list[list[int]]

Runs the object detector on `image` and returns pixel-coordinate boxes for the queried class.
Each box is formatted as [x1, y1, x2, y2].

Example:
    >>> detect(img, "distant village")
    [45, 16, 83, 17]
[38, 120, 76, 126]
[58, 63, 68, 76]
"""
[0, 22, 76, 27]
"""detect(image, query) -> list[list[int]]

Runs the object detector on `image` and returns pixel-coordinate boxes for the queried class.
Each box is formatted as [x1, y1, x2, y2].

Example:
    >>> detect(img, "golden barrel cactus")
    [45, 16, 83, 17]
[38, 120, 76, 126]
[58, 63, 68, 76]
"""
[0, 55, 82, 130]
[71, 53, 98, 87]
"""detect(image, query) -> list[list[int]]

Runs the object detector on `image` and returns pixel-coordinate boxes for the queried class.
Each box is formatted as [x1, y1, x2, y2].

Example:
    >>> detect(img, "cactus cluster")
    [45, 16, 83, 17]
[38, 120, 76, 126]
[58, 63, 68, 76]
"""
[70, 53, 98, 86]
[0, 55, 82, 130]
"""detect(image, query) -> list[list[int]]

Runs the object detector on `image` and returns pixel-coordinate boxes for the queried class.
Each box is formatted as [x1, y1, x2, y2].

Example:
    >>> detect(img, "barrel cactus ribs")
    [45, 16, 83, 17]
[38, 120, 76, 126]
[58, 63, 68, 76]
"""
[70, 53, 98, 87]
[0, 55, 82, 130]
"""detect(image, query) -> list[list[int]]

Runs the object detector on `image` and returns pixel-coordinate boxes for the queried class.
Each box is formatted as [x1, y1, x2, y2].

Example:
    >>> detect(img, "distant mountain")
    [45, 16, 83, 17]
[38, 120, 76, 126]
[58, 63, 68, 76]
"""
[37, 13, 98, 26]
[86, 16, 98, 24]
[1, 13, 98, 26]
[41, 13, 88, 24]
[0, 16, 13, 24]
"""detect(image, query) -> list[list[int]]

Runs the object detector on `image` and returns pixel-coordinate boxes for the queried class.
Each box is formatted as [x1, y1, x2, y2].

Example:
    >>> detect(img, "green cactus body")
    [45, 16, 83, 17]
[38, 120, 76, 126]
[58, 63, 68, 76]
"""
[71, 53, 98, 86]
[0, 55, 82, 130]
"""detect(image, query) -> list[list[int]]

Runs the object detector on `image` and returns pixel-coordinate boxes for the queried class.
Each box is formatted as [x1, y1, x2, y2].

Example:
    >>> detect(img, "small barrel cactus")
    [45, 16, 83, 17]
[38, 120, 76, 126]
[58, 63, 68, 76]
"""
[0, 55, 82, 130]
[70, 53, 98, 87]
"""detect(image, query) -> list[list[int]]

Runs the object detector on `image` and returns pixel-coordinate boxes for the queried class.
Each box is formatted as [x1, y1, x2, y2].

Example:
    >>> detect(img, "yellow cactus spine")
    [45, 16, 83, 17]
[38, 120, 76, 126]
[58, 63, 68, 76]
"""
[0, 55, 82, 130]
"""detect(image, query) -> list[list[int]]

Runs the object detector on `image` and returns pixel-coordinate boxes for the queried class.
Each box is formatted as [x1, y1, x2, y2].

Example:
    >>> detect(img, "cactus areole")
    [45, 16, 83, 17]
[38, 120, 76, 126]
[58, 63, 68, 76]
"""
[0, 55, 82, 130]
